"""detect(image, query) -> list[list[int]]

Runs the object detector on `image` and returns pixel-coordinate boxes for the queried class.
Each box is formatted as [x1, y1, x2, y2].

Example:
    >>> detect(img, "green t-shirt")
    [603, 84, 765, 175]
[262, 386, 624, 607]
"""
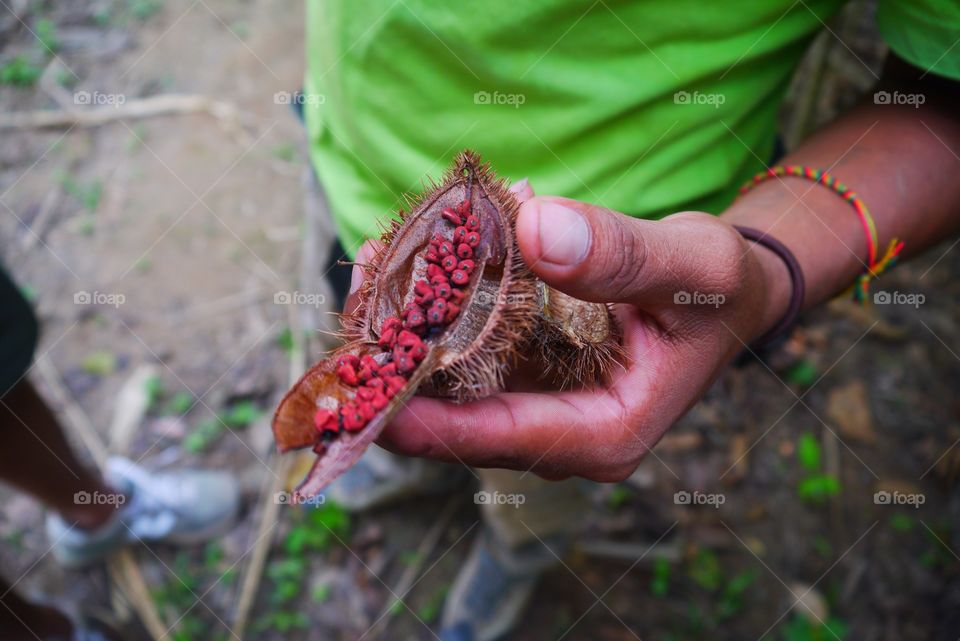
[304, 0, 960, 256]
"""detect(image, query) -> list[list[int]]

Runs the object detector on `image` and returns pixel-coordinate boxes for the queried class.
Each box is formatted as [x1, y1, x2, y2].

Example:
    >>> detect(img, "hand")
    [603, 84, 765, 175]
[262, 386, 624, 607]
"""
[349, 183, 790, 481]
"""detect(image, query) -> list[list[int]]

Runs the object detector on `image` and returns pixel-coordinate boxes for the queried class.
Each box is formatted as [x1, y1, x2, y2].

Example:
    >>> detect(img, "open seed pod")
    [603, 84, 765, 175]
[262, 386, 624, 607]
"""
[272, 151, 622, 499]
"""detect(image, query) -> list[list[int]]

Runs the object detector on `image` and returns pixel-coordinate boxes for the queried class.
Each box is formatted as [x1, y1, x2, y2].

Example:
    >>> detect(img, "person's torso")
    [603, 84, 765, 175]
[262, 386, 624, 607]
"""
[304, 0, 844, 253]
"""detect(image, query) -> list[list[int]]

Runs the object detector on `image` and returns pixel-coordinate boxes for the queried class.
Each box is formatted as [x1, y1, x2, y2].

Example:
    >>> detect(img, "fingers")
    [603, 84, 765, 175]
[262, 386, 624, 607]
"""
[515, 197, 744, 307]
[343, 239, 383, 314]
[376, 389, 652, 482]
[509, 176, 535, 203]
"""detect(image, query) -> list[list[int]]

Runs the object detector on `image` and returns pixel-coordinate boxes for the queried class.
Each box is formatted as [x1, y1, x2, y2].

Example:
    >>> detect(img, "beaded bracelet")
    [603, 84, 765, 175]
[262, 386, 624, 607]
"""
[739, 165, 904, 303]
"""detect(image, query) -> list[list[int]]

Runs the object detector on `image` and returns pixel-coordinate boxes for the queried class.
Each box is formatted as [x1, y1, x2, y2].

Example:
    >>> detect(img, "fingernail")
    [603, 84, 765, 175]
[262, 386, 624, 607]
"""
[349, 264, 364, 294]
[537, 201, 590, 266]
[509, 177, 529, 194]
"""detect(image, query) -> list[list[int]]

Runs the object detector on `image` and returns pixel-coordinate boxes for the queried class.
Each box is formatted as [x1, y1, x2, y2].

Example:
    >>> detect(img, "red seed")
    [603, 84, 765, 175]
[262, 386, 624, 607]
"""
[337, 354, 360, 369]
[382, 317, 403, 333]
[427, 306, 445, 326]
[430, 273, 449, 286]
[357, 387, 376, 401]
[450, 288, 466, 304]
[378, 363, 397, 378]
[434, 282, 451, 299]
[442, 255, 458, 272]
[445, 303, 461, 323]
[459, 259, 475, 274]
[466, 231, 480, 247]
[366, 376, 385, 391]
[451, 270, 469, 286]
[404, 310, 426, 332]
[397, 330, 423, 348]
[457, 199, 471, 215]
[465, 215, 480, 231]
[457, 243, 473, 259]
[438, 240, 455, 257]
[414, 289, 435, 306]
[427, 263, 445, 279]
[430, 232, 446, 246]
[410, 342, 428, 362]
[432, 298, 447, 313]
[371, 391, 389, 410]
[358, 364, 377, 382]
[341, 403, 367, 431]
[314, 408, 338, 432]
[441, 207, 463, 226]
[358, 401, 376, 421]
[414, 279, 433, 296]
[425, 250, 441, 264]
[402, 302, 423, 319]
[385, 376, 406, 398]
[337, 363, 359, 386]
[378, 327, 396, 349]
[454, 226, 468, 243]
[360, 355, 378, 369]
[395, 352, 417, 374]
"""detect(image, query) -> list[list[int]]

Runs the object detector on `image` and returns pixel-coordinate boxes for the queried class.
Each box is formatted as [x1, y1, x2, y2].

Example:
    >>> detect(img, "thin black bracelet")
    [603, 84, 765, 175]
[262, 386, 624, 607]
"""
[733, 225, 805, 349]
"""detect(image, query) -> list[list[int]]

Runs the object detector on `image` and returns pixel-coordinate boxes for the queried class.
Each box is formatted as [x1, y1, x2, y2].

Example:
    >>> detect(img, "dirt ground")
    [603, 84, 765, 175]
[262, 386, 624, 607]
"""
[1, 2, 958, 640]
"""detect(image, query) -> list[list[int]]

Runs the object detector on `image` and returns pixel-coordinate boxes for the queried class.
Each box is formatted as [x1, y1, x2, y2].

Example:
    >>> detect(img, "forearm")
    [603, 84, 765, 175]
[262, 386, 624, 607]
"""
[721, 56, 960, 338]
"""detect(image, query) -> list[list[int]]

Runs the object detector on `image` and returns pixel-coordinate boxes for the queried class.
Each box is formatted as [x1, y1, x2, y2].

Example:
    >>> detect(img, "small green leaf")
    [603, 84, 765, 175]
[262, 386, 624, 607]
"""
[785, 361, 818, 388]
[796, 433, 821, 472]
[81, 350, 117, 376]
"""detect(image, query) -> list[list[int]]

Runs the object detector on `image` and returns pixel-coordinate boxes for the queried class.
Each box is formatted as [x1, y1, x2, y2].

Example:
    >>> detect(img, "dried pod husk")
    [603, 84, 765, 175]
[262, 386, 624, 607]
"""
[534, 284, 626, 388]
[352, 151, 540, 401]
[273, 151, 541, 498]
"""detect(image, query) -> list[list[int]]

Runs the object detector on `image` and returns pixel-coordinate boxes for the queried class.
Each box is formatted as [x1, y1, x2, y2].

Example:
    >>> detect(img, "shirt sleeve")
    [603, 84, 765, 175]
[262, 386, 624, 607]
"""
[876, 0, 960, 80]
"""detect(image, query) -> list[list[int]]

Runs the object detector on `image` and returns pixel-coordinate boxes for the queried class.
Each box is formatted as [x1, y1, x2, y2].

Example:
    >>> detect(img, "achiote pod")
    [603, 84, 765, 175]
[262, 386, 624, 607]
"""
[272, 151, 623, 499]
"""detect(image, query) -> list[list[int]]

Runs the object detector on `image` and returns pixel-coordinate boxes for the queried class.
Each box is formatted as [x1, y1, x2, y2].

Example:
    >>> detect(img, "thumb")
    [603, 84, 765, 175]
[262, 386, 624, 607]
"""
[515, 196, 731, 306]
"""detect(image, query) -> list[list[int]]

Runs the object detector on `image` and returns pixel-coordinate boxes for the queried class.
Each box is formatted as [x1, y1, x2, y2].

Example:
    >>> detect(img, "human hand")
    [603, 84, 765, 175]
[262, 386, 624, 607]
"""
[348, 182, 789, 481]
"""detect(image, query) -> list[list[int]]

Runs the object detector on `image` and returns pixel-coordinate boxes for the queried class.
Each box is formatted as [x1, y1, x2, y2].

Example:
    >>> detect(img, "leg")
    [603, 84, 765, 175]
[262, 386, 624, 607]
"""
[0, 379, 118, 529]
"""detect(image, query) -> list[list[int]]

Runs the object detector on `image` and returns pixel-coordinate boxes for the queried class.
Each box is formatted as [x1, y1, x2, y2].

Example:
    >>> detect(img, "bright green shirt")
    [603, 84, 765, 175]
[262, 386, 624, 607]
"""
[304, 0, 960, 256]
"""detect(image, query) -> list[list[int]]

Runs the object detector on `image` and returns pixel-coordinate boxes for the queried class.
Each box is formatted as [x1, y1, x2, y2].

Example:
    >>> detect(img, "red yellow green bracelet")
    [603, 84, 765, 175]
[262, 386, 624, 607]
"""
[739, 165, 904, 303]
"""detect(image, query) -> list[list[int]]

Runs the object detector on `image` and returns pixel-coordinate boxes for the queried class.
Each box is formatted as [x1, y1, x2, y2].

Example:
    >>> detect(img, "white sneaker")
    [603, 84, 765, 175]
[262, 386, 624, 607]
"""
[46, 457, 240, 568]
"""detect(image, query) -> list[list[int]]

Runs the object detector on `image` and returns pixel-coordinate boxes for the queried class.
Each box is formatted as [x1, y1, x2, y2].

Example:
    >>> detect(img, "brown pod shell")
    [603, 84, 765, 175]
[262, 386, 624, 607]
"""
[534, 284, 625, 388]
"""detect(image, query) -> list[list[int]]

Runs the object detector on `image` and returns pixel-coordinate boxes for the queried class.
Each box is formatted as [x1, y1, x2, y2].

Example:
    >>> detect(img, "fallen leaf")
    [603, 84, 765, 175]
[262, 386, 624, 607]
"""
[826, 380, 875, 444]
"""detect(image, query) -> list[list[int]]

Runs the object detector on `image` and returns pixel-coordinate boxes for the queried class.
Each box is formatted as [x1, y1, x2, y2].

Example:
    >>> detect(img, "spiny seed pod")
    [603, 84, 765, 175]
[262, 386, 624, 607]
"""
[272, 150, 622, 500]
